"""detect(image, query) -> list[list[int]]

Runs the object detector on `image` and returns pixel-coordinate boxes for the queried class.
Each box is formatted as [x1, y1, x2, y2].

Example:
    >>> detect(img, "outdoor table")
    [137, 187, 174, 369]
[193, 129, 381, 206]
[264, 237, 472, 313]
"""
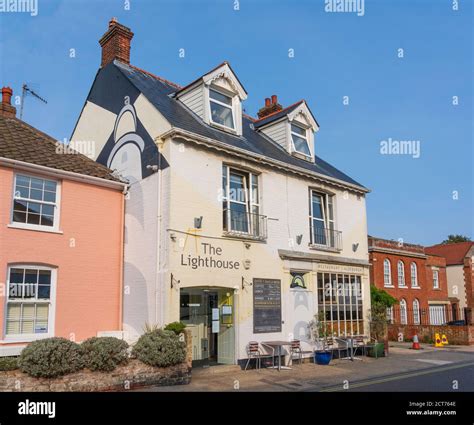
[261, 341, 293, 371]
[339, 336, 363, 361]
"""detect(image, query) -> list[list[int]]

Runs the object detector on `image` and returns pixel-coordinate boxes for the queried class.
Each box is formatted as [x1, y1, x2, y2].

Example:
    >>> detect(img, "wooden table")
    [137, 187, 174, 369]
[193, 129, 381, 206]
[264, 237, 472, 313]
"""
[262, 341, 293, 371]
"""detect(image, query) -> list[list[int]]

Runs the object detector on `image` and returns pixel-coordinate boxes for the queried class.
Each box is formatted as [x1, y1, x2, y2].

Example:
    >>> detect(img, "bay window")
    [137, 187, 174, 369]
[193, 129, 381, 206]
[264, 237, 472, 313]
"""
[5, 265, 55, 338]
[12, 174, 58, 229]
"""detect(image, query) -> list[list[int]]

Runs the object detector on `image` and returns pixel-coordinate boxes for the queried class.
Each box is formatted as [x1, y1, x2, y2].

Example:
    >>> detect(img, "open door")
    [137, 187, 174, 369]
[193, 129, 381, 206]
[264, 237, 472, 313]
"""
[217, 290, 235, 364]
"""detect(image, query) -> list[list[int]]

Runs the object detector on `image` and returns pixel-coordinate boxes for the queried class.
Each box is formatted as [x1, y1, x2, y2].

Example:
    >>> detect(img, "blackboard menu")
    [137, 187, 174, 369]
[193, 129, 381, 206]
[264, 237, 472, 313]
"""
[253, 278, 282, 333]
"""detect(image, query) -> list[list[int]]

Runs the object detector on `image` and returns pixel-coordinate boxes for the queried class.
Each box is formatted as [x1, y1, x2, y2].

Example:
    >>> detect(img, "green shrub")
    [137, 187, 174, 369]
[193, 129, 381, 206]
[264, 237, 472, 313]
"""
[132, 329, 186, 367]
[18, 338, 84, 378]
[81, 337, 129, 372]
[0, 356, 19, 371]
[164, 321, 187, 336]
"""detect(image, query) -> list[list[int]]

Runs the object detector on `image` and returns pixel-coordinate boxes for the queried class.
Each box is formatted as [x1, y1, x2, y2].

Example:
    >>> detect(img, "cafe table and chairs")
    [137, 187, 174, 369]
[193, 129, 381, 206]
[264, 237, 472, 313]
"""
[261, 341, 293, 371]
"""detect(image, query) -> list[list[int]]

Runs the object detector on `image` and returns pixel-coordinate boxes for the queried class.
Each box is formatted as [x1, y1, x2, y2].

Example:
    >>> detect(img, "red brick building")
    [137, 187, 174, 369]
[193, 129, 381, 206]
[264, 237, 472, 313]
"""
[368, 236, 450, 325]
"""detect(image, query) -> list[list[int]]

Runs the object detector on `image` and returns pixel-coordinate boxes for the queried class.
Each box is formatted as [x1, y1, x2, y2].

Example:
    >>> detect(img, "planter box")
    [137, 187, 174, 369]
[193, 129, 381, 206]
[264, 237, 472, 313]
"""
[366, 343, 385, 358]
[314, 351, 332, 365]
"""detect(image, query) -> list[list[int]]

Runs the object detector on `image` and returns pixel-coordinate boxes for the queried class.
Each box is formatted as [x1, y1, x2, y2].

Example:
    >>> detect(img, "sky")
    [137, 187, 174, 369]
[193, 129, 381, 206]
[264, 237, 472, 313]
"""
[0, 0, 472, 246]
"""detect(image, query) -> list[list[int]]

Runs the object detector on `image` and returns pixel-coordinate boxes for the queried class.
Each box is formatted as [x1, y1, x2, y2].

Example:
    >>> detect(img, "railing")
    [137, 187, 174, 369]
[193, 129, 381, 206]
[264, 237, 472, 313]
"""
[387, 306, 472, 326]
[310, 224, 342, 251]
[223, 208, 267, 240]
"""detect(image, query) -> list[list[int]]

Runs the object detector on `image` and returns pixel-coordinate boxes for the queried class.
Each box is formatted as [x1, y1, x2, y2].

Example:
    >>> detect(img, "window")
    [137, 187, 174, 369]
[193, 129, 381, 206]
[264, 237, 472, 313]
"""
[209, 88, 235, 130]
[386, 306, 393, 323]
[309, 190, 339, 249]
[397, 261, 405, 287]
[222, 165, 264, 238]
[290, 123, 311, 157]
[400, 299, 407, 324]
[317, 272, 363, 336]
[383, 259, 392, 286]
[5, 266, 55, 337]
[413, 299, 420, 325]
[410, 262, 418, 287]
[12, 174, 58, 228]
[433, 270, 439, 289]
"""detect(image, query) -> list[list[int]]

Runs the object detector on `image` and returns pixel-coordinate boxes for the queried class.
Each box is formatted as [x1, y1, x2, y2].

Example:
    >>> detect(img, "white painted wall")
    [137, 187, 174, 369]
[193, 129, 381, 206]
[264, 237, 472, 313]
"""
[446, 265, 467, 310]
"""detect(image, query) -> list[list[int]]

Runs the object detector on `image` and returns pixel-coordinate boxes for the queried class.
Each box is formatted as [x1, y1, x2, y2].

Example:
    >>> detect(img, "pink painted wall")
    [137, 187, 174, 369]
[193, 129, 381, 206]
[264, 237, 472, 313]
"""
[0, 165, 124, 344]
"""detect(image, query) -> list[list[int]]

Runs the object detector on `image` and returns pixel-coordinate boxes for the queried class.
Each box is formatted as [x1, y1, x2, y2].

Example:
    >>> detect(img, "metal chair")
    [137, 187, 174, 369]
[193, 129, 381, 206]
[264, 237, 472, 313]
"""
[352, 335, 368, 357]
[245, 341, 262, 370]
[287, 339, 303, 365]
[334, 337, 350, 359]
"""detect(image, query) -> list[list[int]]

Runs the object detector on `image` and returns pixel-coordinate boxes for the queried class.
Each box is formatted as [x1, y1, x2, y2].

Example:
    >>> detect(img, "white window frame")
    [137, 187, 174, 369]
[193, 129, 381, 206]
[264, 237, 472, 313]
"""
[383, 259, 392, 286]
[208, 86, 236, 132]
[400, 299, 407, 325]
[397, 261, 406, 287]
[3, 264, 57, 343]
[222, 165, 260, 237]
[413, 299, 420, 325]
[410, 262, 419, 287]
[309, 190, 336, 248]
[10, 173, 61, 233]
[290, 122, 312, 158]
[433, 270, 439, 289]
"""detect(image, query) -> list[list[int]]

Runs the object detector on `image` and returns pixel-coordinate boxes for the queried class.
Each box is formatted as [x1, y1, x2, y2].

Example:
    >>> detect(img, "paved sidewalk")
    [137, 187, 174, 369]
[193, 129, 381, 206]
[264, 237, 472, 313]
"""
[135, 342, 474, 392]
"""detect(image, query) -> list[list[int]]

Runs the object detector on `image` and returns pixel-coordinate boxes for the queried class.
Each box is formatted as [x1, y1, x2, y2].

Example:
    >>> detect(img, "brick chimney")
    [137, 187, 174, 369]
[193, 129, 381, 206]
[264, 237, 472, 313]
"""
[257, 94, 283, 119]
[99, 18, 134, 67]
[0, 87, 16, 118]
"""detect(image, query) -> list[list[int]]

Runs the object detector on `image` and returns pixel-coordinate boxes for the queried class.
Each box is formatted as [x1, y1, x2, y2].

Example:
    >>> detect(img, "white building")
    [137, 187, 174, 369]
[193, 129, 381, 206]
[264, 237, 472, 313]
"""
[72, 19, 371, 366]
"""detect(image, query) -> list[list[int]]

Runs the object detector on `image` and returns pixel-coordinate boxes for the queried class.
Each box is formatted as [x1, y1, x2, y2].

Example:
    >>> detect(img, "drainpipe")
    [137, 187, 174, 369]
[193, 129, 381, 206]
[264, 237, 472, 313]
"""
[155, 138, 164, 327]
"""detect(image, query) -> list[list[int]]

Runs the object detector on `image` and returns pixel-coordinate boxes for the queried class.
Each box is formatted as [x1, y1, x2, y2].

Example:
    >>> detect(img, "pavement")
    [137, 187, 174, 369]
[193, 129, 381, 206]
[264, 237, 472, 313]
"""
[135, 342, 474, 392]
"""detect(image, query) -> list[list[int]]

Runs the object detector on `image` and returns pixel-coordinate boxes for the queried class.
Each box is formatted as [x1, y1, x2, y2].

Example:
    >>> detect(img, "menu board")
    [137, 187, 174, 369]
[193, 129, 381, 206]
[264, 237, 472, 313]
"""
[253, 279, 282, 333]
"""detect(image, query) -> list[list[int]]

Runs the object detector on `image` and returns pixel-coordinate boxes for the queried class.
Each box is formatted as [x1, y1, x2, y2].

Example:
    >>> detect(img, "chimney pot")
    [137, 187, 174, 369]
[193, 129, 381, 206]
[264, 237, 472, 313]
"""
[257, 94, 283, 119]
[265, 98, 271, 107]
[0, 86, 17, 118]
[99, 18, 134, 68]
[271, 95, 277, 104]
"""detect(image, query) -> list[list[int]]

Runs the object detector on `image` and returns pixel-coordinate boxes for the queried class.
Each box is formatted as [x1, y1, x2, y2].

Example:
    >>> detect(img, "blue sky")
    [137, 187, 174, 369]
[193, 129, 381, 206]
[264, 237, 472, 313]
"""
[0, 0, 472, 245]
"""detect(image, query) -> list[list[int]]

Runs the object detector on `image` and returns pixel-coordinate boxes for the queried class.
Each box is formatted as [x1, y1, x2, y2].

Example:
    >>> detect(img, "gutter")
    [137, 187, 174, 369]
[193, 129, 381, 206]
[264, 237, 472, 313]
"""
[159, 127, 370, 194]
[0, 157, 128, 192]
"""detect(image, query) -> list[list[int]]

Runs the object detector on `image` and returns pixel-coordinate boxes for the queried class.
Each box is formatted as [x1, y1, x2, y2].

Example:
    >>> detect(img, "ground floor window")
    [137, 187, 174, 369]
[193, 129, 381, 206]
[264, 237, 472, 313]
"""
[5, 265, 54, 336]
[316, 272, 363, 336]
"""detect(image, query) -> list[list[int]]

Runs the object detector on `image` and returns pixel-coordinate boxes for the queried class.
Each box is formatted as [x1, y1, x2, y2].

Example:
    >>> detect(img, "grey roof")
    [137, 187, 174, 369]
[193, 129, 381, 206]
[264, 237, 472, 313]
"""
[114, 61, 367, 190]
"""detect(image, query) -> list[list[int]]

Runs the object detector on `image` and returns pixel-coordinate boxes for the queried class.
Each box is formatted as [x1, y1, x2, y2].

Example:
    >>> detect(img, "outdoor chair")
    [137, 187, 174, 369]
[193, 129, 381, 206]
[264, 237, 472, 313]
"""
[287, 339, 303, 366]
[352, 335, 368, 357]
[245, 341, 275, 370]
[334, 337, 350, 359]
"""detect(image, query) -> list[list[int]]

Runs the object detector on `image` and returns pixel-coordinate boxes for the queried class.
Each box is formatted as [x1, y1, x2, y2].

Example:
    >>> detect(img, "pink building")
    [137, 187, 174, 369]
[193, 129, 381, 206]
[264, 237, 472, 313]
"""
[0, 87, 126, 356]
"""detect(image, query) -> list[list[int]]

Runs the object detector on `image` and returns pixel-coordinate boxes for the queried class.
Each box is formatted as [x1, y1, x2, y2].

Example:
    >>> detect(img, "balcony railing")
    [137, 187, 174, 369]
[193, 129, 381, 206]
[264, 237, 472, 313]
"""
[223, 208, 267, 240]
[310, 224, 342, 251]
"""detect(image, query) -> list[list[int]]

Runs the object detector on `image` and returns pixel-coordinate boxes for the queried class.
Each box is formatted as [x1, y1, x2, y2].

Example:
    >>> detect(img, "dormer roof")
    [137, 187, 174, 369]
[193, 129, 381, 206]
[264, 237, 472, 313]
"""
[175, 61, 248, 100]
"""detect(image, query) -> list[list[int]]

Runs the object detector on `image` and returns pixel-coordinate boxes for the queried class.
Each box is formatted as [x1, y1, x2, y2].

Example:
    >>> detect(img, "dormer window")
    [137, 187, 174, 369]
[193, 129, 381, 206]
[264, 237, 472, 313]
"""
[209, 88, 235, 130]
[290, 123, 311, 157]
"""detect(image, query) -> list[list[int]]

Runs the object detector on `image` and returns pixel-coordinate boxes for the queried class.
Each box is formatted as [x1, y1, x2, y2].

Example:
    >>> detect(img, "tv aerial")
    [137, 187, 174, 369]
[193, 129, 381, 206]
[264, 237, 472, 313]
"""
[19, 84, 48, 120]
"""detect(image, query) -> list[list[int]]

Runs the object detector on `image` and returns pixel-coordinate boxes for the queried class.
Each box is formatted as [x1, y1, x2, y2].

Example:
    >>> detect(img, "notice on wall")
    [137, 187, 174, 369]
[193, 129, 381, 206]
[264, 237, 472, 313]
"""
[253, 279, 282, 333]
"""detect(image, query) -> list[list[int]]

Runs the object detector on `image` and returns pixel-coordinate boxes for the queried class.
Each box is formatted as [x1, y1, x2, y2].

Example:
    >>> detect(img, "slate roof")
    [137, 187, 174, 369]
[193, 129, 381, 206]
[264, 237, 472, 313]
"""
[114, 61, 367, 190]
[0, 115, 121, 182]
[425, 242, 474, 266]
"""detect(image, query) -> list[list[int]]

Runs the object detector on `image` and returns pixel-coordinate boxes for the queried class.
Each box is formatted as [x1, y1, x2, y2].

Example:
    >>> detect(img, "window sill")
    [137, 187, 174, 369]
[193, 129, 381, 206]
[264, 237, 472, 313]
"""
[222, 231, 266, 242]
[384, 285, 395, 288]
[291, 150, 314, 162]
[7, 223, 63, 234]
[411, 286, 421, 289]
[308, 244, 341, 253]
[1, 334, 52, 344]
[398, 285, 408, 289]
[209, 121, 239, 135]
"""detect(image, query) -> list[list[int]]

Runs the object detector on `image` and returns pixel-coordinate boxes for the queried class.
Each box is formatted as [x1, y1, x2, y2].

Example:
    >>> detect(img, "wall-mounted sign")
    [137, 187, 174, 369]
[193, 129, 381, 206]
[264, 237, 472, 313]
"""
[180, 242, 241, 270]
[253, 279, 282, 333]
[290, 272, 307, 289]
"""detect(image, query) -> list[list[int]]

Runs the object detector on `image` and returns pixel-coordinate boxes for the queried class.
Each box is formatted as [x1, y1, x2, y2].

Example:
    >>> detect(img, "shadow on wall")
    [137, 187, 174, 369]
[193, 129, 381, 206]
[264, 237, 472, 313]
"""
[123, 263, 149, 340]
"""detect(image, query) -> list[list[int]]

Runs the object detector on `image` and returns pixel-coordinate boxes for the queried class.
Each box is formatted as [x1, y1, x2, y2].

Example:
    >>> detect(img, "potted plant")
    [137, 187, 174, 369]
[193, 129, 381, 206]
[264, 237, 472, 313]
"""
[367, 286, 398, 358]
[309, 311, 332, 365]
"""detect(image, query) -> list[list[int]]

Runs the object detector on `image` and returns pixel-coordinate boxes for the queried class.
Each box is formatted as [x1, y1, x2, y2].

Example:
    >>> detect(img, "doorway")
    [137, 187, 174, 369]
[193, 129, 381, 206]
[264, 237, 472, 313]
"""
[179, 287, 235, 367]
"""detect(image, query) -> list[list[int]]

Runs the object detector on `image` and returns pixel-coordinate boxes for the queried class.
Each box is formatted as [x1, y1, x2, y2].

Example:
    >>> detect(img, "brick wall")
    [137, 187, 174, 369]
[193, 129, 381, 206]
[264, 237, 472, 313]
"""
[388, 324, 474, 345]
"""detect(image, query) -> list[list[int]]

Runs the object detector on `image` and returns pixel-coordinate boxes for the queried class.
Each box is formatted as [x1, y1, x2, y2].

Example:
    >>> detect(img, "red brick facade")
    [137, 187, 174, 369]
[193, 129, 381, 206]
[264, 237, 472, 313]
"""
[368, 237, 449, 318]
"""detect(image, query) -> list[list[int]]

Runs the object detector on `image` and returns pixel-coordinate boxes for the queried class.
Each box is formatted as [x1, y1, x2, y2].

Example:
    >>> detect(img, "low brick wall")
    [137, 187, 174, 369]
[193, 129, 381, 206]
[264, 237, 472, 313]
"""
[0, 330, 193, 392]
[388, 324, 474, 345]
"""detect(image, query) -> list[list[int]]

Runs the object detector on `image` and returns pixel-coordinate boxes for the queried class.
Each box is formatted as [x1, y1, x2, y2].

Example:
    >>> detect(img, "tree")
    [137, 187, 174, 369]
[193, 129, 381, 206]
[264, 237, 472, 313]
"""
[369, 286, 398, 343]
[441, 234, 471, 244]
